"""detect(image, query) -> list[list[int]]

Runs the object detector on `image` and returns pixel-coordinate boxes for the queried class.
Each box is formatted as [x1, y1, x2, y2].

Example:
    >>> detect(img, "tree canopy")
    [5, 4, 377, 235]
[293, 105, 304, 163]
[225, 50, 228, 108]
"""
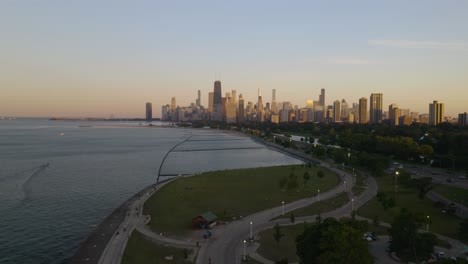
[296, 218, 373, 264]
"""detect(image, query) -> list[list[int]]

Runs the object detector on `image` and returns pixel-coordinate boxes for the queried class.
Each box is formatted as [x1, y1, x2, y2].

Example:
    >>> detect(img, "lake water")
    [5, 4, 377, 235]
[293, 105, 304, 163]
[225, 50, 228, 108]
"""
[0, 119, 301, 264]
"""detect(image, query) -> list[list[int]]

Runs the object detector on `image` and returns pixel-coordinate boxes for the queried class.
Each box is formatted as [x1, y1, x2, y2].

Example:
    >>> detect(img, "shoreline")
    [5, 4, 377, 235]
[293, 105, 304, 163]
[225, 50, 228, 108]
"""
[69, 132, 303, 264]
[68, 180, 168, 264]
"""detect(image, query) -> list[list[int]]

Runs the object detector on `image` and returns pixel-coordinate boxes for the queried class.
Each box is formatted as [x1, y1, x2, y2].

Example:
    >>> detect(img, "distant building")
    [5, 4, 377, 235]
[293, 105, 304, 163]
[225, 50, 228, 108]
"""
[359, 97, 368, 124]
[196, 90, 201, 107]
[145, 102, 152, 121]
[429, 100, 444, 126]
[341, 99, 348, 120]
[459, 112, 467, 126]
[399, 116, 413, 126]
[333, 100, 341, 122]
[213, 80, 223, 121]
[419, 114, 429, 124]
[171, 97, 176, 111]
[370, 93, 383, 124]
[306, 99, 313, 109]
[238, 94, 245, 123]
[208, 92, 214, 113]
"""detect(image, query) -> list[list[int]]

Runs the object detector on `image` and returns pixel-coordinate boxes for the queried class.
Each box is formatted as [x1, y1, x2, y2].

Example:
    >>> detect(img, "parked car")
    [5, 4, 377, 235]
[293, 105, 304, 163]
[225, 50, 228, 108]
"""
[446, 178, 454, 182]
[458, 176, 467, 180]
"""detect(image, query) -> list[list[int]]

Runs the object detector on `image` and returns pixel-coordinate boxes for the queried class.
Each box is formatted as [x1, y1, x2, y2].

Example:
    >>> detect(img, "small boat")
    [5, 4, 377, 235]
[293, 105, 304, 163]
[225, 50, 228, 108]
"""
[59, 133, 65, 136]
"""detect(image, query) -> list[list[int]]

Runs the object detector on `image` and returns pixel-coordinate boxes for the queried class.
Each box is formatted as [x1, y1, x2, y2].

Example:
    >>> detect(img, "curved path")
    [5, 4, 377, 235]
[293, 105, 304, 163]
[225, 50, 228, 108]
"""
[196, 162, 368, 264]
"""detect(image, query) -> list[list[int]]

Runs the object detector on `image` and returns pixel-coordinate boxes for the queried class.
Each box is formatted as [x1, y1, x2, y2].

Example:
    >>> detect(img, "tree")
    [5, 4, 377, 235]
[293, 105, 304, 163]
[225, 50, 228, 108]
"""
[276, 258, 288, 264]
[388, 208, 435, 262]
[303, 171, 310, 186]
[317, 170, 324, 178]
[296, 218, 373, 264]
[273, 223, 284, 244]
[289, 212, 295, 224]
[459, 218, 468, 243]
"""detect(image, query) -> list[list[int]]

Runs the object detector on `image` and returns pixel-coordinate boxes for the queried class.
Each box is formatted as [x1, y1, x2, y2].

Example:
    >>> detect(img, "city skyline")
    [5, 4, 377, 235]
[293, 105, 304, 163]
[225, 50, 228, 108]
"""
[1, 1, 468, 118]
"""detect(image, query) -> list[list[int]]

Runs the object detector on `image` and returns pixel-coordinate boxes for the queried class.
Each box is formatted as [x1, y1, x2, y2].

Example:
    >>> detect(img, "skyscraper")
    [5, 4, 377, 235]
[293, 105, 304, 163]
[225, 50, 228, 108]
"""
[213, 80, 223, 121]
[208, 92, 214, 112]
[333, 100, 341, 122]
[257, 89, 264, 122]
[459, 112, 467, 126]
[370, 93, 383, 124]
[238, 94, 245, 123]
[145, 102, 152, 121]
[319, 88, 325, 107]
[271, 89, 277, 113]
[196, 90, 201, 107]
[359, 97, 368, 124]
[306, 100, 313, 109]
[171, 97, 176, 111]
[429, 100, 444, 126]
[341, 99, 348, 120]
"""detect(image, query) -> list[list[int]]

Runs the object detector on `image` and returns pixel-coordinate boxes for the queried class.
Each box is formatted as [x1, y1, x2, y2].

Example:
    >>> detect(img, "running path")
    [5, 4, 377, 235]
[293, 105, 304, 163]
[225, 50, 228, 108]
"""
[98, 181, 172, 264]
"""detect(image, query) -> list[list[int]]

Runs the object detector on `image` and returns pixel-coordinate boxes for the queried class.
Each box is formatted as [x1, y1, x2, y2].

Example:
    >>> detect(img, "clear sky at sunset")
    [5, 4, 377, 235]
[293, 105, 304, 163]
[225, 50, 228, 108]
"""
[1, 1, 467, 118]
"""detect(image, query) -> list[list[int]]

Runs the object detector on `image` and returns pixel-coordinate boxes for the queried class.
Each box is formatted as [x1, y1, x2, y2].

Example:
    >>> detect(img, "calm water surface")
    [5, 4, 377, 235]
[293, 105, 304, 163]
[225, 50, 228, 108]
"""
[0, 119, 301, 264]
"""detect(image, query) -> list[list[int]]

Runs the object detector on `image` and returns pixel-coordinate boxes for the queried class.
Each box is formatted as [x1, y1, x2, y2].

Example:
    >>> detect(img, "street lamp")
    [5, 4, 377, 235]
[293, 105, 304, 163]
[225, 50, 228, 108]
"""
[249, 221, 253, 240]
[243, 240, 246, 261]
[395, 171, 399, 193]
[351, 198, 354, 212]
[317, 190, 320, 202]
[282, 201, 285, 215]
[344, 180, 347, 192]
[426, 216, 430, 231]
[347, 151, 351, 165]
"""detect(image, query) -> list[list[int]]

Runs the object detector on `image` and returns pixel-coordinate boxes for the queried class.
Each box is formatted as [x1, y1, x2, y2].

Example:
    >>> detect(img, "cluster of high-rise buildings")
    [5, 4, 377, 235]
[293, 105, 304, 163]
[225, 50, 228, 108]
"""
[146, 80, 466, 126]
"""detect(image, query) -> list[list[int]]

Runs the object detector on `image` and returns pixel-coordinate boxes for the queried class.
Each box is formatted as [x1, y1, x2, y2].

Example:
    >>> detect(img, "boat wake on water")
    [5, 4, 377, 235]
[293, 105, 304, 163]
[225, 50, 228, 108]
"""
[21, 163, 50, 201]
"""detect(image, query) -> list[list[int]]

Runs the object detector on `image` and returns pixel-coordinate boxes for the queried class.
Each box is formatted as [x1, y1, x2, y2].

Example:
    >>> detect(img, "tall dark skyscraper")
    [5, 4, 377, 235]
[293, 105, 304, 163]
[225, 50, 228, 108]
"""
[319, 88, 325, 106]
[214, 81, 222, 105]
[196, 90, 201, 107]
[145, 102, 152, 121]
[213, 80, 223, 121]
[319, 88, 325, 118]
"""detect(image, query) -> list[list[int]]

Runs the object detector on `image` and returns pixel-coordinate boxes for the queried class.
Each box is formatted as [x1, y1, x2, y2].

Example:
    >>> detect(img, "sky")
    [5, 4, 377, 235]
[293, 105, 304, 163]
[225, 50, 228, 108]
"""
[1, 0, 468, 118]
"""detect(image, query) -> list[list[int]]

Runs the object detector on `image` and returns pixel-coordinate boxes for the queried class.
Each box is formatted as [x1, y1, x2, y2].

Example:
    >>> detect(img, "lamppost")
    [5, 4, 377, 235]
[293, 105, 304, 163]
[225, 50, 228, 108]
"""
[282, 201, 285, 215]
[347, 151, 350, 165]
[351, 198, 354, 212]
[249, 221, 253, 240]
[426, 215, 430, 231]
[395, 171, 399, 193]
[317, 190, 320, 202]
[243, 240, 246, 261]
[342, 163, 345, 171]
[344, 180, 347, 192]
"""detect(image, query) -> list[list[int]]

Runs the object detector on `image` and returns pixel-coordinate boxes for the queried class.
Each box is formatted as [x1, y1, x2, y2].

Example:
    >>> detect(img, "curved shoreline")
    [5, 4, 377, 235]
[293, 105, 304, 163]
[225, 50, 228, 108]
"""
[69, 132, 303, 264]
[68, 180, 168, 264]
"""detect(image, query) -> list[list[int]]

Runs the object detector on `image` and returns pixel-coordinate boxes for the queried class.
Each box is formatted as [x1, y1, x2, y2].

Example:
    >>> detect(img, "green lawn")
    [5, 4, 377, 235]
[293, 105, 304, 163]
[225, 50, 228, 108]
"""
[357, 175, 464, 240]
[257, 223, 307, 263]
[432, 184, 468, 206]
[352, 171, 367, 196]
[144, 165, 340, 236]
[273, 192, 349, 220]
[122, 231, 193, 264]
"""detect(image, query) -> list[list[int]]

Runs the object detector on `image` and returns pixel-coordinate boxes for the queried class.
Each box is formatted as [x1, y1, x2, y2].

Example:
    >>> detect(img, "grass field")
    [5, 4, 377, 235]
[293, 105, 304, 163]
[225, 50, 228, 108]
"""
[273, 192, 349, 220]
[256, 223, 307, 263]
[432, 184, 468, 206]
[144, 165, 340, 236]
[357, 175, 464, 240]
[121, 231, 193, 264]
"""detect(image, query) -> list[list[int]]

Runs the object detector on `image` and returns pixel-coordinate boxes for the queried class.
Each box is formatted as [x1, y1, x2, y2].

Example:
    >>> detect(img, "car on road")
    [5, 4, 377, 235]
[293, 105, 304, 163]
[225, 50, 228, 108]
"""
[446, 178, 455, 182]
[436, 251, 445, 259]
[458, 176, 467, 180]
[363, 232, 377, 241]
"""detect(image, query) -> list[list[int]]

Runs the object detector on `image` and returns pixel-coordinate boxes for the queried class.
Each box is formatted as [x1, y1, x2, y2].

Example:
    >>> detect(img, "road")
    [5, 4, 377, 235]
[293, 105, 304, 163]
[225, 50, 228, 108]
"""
[197, 161, 367, 264]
